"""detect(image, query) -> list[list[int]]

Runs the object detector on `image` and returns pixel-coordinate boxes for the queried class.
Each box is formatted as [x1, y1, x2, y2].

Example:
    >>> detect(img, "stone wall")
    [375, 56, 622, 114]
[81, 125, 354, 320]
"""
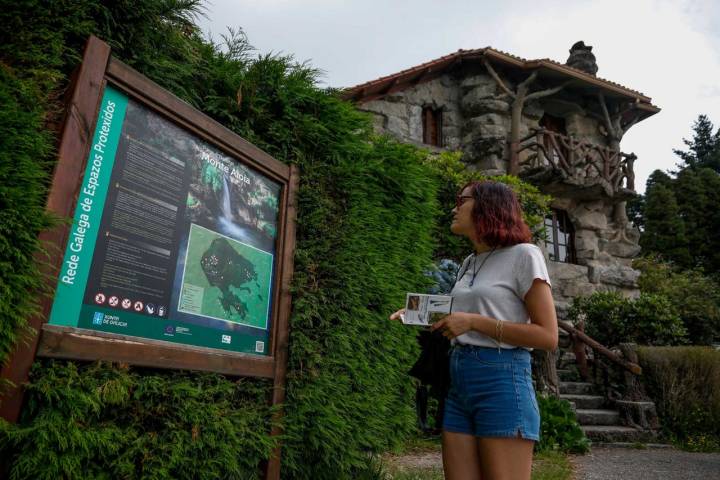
[360, 75, 462, 150]
[357, 67, 642, 319]
[548, 197, 641, 318]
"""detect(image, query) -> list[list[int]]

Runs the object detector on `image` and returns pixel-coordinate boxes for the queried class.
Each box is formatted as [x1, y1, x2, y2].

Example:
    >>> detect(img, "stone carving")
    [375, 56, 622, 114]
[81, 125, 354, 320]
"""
[565, 41, 598, 76]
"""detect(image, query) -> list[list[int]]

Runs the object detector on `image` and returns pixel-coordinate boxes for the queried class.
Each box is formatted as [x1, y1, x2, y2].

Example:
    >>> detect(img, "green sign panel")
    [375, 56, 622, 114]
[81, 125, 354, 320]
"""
[48, 85, 281, 356]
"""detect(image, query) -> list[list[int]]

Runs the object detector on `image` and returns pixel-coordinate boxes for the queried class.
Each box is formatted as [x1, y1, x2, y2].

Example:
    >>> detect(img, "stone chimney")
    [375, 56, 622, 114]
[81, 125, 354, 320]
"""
[565, 41, 598, 76]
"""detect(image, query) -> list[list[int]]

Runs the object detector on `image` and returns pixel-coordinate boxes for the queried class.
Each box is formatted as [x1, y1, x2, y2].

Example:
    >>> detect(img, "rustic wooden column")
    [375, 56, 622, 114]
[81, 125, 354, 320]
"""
[0, 36, 110, 423]
[264, 165, 299, 480]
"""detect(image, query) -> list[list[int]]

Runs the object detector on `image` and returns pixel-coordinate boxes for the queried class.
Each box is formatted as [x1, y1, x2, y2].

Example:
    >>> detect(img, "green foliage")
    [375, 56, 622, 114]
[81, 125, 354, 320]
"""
[536, 395, 589, 454]
[673, 114, 720, 173]
[636, 115, 720, 273]
[568, 291, 687, 347]
[531, 450, 573, 480]
[0, 2, 443, 478]
[637, 346, 720, 452]
[0, 65, 55, 363]
[424, 151, 551, 261]
[0, 360, 277, 479]
[634, 257, 720, 345]
[671, 167, 720, 273]
[639, 181, 691, 266]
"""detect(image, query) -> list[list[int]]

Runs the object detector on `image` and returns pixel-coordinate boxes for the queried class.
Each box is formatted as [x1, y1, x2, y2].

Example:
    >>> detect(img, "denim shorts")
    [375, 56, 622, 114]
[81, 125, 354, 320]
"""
[443, 344, 540, 441]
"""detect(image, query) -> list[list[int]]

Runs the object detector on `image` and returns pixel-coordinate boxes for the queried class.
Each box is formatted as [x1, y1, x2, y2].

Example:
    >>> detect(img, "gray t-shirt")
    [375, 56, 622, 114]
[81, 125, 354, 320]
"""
[450, 243, 552, 349]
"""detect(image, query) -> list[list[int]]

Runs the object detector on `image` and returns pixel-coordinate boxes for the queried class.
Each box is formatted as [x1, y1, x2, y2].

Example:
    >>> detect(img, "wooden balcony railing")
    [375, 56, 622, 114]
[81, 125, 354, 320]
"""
[515, 128, 636, 197]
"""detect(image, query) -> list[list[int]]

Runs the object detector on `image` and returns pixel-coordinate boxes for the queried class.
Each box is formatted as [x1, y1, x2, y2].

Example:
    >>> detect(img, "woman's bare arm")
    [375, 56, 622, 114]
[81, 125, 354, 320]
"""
[431, 279, 558, 350]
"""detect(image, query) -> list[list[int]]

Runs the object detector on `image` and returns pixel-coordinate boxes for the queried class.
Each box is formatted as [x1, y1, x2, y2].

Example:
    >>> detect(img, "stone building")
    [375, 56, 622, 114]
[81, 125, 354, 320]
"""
[343, 42, 660, 318]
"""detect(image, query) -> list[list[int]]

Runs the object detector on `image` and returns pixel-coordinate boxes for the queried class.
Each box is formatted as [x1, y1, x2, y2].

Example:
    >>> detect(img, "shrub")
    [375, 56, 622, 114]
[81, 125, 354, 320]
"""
[0, 65, 54, 363]
[637, 346, 720, 452]
[0, 361, 276, 480]
[426, 259, 460, 295]
[536, 395, 589, 454]
[634, 256, 720, 345]
[568, 291, 687, 347]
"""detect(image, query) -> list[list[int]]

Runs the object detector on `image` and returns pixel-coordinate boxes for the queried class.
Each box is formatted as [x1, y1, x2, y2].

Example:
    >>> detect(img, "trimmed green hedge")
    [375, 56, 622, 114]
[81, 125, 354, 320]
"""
[637, 346, 720, 451]
[0, 64, 54, 365]
[0, 361, 277, 479]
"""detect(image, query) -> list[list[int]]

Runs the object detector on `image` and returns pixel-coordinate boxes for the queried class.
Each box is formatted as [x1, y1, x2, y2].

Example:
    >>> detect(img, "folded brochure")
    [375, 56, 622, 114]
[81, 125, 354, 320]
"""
[401, 293, 453, 326]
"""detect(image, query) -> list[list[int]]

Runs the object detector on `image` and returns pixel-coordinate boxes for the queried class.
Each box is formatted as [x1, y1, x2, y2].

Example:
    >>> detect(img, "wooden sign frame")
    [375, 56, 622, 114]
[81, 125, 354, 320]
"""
[0, 35, 297, 479]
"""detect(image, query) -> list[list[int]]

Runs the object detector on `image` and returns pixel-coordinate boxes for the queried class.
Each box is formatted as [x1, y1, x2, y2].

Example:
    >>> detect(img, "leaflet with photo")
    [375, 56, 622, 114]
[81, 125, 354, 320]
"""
[402, 293, 453, 326]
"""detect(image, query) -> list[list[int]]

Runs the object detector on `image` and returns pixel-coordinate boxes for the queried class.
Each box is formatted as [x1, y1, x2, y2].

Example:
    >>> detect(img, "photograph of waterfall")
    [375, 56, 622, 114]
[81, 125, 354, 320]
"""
[185, 147, 280, 254]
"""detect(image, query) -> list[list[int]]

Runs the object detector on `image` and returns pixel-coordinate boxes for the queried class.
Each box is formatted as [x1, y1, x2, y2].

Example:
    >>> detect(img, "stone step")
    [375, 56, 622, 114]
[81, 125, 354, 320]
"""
[575, 408, 621, 426]
[559, 381, 594, 395]
[582, 425, 647, 443]
[559, 351, 576, 363]
[560, 394, 605, 410]
[557, 368, 580, 382]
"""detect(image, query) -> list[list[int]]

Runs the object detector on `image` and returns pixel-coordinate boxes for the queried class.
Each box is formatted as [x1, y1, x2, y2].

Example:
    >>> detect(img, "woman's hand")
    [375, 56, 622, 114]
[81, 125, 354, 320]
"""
[431, 312, 480, 339]
[389, 308, 405, 321]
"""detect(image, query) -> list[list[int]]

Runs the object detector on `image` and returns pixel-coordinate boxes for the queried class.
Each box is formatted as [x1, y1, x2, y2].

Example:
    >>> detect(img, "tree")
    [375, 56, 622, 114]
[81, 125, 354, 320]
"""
[635, 115, 720, 275]
[673, 114, 720, 173]
[640, 182, 691, 267]
[629, 170, 669, 231]
[482, 59, 569, 175]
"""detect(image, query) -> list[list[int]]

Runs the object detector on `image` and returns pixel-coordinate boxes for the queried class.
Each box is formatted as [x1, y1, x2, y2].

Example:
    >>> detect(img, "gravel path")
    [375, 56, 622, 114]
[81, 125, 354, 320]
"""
[571, 447, 720, 480]
[385, 451, 443, 471]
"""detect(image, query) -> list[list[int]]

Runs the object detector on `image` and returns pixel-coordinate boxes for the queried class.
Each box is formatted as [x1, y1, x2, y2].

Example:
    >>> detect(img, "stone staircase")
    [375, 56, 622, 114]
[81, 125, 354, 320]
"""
[556, 346, 659, 445]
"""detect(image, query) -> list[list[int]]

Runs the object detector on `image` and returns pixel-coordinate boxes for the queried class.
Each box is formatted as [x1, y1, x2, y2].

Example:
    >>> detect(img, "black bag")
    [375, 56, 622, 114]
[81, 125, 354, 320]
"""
[409, 330, 450, 433]
[408, 329, 451, 391]
[408, 257, 470, 433]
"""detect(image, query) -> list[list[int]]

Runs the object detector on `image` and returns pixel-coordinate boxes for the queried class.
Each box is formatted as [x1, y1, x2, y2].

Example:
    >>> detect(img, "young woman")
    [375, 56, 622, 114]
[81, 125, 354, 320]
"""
[391, 180, 558, 480]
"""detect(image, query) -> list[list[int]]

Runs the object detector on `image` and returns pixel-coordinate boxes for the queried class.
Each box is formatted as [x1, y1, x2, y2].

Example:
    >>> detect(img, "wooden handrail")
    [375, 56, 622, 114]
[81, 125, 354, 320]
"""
[558, 320, 642, 375]
[514, 128, 636, 196]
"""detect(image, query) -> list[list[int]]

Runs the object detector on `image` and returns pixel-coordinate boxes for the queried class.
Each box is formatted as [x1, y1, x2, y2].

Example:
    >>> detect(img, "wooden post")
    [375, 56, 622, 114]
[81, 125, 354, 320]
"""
[570, 317, 590, 381]
[0, 36, 110, 423]
[508, 140, 520, 176]
[264, 164, 299, 480]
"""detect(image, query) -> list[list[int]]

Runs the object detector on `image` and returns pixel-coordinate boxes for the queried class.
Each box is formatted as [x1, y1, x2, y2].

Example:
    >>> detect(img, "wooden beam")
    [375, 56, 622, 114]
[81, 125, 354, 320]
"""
[37, 325, 276, 378]
[558, 321, 642, 375]
[378, 78, 399, 96]
[106, 57, 290, 182]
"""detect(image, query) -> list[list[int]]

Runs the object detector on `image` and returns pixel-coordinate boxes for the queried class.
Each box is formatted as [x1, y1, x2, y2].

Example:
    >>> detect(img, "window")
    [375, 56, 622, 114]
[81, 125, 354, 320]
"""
[422, 107, 442, 147]
[544, 209, 576, 263]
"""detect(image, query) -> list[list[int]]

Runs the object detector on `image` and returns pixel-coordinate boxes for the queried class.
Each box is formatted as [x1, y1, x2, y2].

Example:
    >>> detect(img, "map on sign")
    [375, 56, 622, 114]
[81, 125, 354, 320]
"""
[179, 224, 273, 329]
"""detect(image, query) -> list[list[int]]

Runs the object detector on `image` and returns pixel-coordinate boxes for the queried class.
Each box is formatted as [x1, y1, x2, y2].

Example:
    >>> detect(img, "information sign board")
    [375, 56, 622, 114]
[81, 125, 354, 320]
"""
[1, 38, 297, 479]
[48, 85, 283, 356]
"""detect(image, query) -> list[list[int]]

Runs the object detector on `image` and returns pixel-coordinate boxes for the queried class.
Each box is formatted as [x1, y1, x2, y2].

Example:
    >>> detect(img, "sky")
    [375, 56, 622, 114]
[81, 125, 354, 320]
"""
[196, 0, 720, 194]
